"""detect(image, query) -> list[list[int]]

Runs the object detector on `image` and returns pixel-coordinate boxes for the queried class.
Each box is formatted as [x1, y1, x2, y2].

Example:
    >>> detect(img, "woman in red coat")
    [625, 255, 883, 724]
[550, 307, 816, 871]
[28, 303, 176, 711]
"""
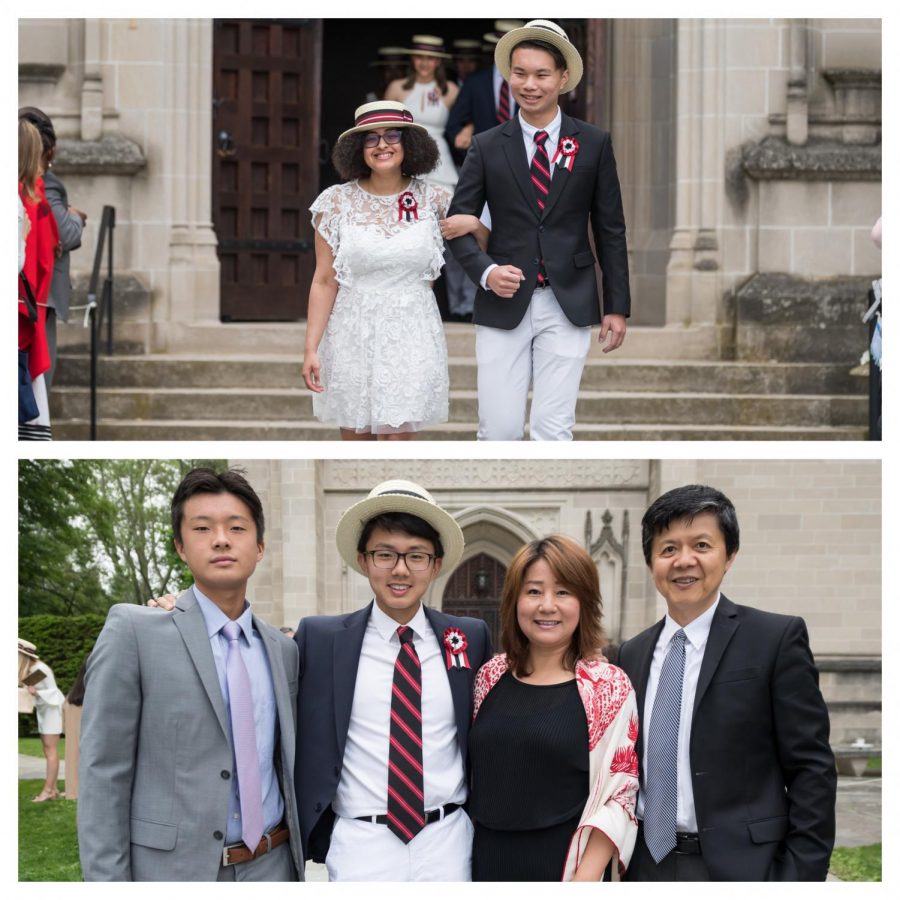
[19, 117, 58, 440]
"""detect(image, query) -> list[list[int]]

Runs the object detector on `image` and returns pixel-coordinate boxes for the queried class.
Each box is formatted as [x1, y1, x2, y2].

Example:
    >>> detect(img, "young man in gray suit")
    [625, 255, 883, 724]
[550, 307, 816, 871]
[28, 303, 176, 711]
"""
[78, 468, 304, 881]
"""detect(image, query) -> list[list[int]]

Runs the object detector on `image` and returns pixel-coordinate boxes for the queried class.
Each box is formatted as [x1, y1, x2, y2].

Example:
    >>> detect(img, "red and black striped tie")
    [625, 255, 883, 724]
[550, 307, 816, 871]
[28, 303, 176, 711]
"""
[497, 80, 511, 123]
[387, 625, 425, 843]
[531, 130, 551, 285]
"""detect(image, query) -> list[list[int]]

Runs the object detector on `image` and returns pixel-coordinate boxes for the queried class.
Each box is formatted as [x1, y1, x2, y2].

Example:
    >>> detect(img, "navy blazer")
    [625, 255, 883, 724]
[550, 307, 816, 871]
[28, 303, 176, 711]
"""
[446, 67, 506, 145]
[294, 602, 491, 862]
[617, 595, 837, 881]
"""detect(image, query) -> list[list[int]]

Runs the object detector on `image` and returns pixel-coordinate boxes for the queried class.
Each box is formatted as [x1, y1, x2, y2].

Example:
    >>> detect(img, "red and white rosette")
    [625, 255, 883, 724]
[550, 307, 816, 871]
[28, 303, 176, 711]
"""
[398, 191, 419, 222]
[443, 627, 471, 669]
[551, 135, 580, 172]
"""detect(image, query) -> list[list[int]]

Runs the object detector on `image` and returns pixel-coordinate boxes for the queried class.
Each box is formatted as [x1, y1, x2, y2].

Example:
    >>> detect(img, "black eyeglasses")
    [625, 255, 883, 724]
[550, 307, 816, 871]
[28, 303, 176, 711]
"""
[363, 129, 403, 148]
[364, 549, 437, 571]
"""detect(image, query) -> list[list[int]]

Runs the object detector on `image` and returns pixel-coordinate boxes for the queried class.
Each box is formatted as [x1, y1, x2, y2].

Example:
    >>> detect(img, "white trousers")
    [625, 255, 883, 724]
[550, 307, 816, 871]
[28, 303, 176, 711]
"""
[325, 807, 473, 881]
[476, 287, 591, 440]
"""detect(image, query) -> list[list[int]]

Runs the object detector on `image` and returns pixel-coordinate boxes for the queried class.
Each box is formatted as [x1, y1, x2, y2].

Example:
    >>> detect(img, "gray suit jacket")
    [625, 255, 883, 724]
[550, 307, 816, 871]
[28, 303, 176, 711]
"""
[43, 170, 83, 321]
[78, 588, 304, 881]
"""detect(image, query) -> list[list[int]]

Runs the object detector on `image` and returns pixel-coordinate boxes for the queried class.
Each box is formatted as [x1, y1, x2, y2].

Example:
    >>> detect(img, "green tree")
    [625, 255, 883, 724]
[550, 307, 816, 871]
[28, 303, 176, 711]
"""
[19, 459, 225, 615]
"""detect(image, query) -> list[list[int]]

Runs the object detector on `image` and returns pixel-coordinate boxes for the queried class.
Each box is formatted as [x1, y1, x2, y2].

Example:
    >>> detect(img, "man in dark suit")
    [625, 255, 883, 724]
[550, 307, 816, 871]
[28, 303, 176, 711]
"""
[617, 485, 836, 881]
[294, 480, 491, 880]
[447, 20, 630, 441]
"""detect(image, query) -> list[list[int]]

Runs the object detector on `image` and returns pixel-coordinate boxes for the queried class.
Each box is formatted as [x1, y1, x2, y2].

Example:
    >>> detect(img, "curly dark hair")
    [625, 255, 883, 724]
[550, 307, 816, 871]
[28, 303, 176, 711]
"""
[332, 127, 439, 181]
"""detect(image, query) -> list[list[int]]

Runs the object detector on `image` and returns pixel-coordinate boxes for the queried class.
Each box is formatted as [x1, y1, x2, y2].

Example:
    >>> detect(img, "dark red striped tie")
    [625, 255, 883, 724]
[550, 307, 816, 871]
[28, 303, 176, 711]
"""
[387, 626, 425, 843]
[497, 80, 511, 123]
[530, 130, 551, 285]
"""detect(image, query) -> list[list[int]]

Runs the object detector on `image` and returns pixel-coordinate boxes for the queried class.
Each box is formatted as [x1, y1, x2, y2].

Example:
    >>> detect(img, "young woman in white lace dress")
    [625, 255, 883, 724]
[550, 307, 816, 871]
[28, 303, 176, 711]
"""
[303, 101, 485, 440]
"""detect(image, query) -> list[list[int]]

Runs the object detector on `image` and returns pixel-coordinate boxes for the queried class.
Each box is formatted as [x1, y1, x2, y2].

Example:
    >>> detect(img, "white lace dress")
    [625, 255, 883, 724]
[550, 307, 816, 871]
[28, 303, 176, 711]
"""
[310, 178, 451, 434]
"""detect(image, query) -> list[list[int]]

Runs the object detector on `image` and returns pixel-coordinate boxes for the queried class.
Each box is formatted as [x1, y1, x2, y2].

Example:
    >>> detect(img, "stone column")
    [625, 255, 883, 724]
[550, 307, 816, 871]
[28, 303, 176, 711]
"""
[80, 18, 103, 140]
[161, 19, 220, 350]
[786, 19, 809, 145]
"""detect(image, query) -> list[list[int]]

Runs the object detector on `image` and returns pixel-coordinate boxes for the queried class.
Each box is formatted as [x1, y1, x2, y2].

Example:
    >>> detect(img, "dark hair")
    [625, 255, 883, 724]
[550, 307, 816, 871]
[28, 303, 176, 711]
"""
[510, 39, 567, 72]
[357, 512, 444, 558]
[401, 60, 449, 95]
[18, 106, 56, 154]
[500, 535, 606, 677]
[641, 484, 740, 565]
[171, 467, 265, 544]
[332, 127, 439, 181]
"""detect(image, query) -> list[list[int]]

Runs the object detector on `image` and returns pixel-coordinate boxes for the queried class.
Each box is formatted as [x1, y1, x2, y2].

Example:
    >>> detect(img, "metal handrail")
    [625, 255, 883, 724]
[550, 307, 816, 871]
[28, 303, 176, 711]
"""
[86, 205, 116, 440]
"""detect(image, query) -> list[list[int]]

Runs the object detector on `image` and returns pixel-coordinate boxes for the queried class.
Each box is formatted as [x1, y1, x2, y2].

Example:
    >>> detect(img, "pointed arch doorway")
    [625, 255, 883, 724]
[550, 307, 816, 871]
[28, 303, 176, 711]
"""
[441, 553, 506, 651]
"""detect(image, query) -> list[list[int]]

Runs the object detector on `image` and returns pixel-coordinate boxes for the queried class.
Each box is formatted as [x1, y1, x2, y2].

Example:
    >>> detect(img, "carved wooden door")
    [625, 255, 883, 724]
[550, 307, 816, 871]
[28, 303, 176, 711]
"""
[212, 19, 322, 320]
[441, 553, 507, 651]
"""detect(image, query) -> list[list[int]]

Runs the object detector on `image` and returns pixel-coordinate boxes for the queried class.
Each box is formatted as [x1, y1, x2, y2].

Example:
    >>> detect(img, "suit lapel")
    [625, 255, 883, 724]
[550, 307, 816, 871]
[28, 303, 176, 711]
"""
[172, 587, 230, 741]
[332, 603, 371, 761]
[501, 117, 540, 217]
[423, 606, 470, 756]
[693, 595, 740, 715]
[541, 113, 581, 221]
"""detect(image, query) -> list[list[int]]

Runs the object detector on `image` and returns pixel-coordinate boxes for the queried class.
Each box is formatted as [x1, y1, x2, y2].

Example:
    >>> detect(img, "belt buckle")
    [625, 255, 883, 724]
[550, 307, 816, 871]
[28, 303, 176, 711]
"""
[222, 845, 234, 867]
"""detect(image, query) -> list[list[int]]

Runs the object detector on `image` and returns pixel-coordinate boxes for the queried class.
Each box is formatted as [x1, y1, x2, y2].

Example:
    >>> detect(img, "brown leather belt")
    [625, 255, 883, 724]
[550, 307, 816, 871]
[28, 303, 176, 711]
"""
[221, 823, 290, 866]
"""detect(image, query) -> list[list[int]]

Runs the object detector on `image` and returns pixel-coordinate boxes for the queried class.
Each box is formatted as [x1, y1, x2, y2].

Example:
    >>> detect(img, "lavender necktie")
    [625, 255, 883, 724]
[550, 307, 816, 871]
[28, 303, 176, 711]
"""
[222, 620, 264, 851]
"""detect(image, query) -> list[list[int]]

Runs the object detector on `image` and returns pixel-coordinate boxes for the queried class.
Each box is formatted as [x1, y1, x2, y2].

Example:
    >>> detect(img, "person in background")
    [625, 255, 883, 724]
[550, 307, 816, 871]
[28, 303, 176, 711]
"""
[19, 106, 86, 394]
[451, 39, 483, 87]
[18, 116, 57, 441]
[28, 658, 67, 802]
[468, 535, 638, 881]
[62, 654, 90, 800]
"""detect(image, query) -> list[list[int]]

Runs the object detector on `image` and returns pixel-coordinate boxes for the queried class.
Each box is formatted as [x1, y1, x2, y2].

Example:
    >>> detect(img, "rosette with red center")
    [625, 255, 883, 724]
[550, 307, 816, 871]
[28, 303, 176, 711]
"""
[442, 627, 471, 669]
[551, 135, 580, 172]
[398, 191, 419, 222]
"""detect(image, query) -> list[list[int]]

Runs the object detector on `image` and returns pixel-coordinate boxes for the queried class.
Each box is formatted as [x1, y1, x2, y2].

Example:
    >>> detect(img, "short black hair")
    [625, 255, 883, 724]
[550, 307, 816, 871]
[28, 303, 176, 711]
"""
[18, 106, 56, 154]
[357, 512, 444, 558]
[332, 128, 439, 181]
[641, 484, 739, 565]
[510, 39, 567, 72]
[171, 467, 265, 544]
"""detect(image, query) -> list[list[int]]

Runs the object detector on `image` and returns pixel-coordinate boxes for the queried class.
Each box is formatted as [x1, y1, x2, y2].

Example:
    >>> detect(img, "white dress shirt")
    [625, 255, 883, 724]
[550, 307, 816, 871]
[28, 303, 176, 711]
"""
[636, 595, 721, 832]
[480, 106, 563, 289]
[333, 602, 466, 818]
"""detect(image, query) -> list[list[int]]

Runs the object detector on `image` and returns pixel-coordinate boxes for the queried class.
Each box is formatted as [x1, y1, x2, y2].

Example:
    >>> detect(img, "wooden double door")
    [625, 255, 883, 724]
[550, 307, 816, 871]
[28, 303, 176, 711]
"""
[441, 553, 507, 652]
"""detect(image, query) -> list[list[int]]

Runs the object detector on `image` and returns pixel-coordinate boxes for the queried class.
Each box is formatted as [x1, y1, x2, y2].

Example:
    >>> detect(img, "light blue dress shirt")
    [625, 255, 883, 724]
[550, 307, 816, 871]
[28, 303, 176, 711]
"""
[194, 588, 283, 843]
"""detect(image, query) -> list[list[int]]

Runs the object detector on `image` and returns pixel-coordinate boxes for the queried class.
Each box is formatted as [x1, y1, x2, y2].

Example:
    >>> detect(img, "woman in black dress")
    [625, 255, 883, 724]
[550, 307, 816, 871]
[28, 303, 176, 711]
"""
[468, 535, 639, 881]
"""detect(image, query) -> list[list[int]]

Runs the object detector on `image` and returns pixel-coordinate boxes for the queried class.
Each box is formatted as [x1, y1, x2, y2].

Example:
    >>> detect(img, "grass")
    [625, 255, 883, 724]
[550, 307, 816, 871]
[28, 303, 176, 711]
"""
[867, 755, 881, 771]
[830, 844, 881, 882]
[18, 737, 66, 759]
[18, 779, 82, 881]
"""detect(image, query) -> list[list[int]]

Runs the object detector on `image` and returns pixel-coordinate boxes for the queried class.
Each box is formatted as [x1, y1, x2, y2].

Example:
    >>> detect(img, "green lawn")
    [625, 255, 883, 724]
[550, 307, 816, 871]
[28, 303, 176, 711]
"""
[18, 737, 66, 760]
[830, 844, 881, 882]
[867, 755, 881, 771]
[18, 779, 81, 881]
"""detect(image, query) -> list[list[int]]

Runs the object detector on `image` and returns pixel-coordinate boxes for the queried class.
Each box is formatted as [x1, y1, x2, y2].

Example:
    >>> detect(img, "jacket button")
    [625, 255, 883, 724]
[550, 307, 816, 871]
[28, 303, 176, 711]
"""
[532, 257, 540, 265]
[213, 830, 224, 840]
[221, 770, 231, 779]
[334, 766, 340, 778]
[315, 802, 323, 812]
[539, 226, 545, 233]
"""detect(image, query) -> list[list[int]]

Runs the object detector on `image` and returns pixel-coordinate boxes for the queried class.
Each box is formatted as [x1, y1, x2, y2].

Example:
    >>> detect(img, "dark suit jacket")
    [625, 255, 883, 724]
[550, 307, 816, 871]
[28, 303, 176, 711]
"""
[447, 111, 630, 330]
[43, 171, 83, 322]
[446, 67, 506, 146]
[617, 595, 836, 881]
[294, 602, 491, 862]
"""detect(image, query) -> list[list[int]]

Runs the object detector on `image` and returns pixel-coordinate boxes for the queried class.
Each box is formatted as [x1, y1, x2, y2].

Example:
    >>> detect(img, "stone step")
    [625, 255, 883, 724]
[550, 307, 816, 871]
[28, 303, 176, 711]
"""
[50, 385, 866, 428]
[52, 418, 866, 442]
[55, 353, 867, 396]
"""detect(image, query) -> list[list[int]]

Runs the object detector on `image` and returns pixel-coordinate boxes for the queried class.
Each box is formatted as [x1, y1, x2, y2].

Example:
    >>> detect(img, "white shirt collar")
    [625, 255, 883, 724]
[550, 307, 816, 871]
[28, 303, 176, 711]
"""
[369, 600, 428, 643]
[193, 586, 253, 643]
[518, 106, 562, 142]
[659, 593, 721, 653]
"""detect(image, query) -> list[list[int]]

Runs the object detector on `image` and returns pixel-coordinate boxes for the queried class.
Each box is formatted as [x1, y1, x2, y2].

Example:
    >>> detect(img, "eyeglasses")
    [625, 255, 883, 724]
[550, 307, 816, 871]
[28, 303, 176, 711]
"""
[363, 129, 403, 148]
[364, 549, 437, 571]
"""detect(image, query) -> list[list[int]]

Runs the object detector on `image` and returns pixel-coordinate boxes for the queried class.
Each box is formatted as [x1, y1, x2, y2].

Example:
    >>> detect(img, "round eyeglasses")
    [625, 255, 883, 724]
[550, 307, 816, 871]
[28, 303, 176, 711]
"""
[364, 549, 437, 571]
[364, 129, 403, 148]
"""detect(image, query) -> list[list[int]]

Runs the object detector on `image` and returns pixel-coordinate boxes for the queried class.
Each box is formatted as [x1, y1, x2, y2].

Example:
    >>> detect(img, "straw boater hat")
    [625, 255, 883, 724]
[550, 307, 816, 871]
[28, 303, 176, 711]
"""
[402, 35, 451, 59]
[369, 46, 409, 68]
[483, 19, 526, 45]
[335, 479, 465, 576]
[494, 19, 583, 93]
[452, 38, 483, 60]
[337, 100, 427, 143]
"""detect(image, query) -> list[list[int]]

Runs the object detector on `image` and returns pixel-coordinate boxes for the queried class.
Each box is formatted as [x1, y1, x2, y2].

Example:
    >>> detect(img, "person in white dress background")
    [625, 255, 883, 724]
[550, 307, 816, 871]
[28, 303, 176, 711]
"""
[28, 659, 66, 802]
[385, 36, 475, 322]
[303, 102, 456, 440]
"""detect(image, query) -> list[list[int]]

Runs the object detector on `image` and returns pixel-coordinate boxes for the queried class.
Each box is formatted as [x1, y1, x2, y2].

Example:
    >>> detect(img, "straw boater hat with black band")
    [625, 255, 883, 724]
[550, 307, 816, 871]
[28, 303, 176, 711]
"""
[483, 19, 526, 45]
[336, 479, 464, 576]
[401, 35, 452, 59]
[337, 100, 427, 144]
[369, 46, 409, 68]
[494, 19, 583, 93]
